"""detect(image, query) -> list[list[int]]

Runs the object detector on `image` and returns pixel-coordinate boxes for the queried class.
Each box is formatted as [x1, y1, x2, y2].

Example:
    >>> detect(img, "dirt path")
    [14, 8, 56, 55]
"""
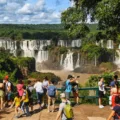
[40, 70, 94, 85]
[0, 104, 111, 120]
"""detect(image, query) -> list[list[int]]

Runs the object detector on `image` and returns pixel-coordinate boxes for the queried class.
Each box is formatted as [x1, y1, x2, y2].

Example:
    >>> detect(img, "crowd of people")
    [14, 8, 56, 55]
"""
[0, 74, 120, 120]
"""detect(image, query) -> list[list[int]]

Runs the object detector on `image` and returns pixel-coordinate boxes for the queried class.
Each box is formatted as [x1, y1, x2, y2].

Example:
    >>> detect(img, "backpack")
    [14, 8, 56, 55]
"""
[26, 86, 32, 98]
[63, 102, 74, 119]
[48, 85, 56, 97]
[7, 81, 16, 92]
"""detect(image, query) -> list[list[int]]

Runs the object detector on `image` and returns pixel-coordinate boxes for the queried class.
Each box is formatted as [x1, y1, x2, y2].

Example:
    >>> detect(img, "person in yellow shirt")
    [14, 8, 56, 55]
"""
[10, 92, 21, 118]
[21, 85, 31, 117]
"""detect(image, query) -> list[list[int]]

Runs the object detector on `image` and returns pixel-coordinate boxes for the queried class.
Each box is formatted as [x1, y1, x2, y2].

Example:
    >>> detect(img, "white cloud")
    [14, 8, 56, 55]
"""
[0, 0, 64, 24]
[0, 0, 7, 5]
[17, 3, 32, 15]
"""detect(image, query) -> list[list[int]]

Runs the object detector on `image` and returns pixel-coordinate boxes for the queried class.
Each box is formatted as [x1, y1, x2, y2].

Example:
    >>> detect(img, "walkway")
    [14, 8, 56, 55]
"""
[0, 104, 111, 120]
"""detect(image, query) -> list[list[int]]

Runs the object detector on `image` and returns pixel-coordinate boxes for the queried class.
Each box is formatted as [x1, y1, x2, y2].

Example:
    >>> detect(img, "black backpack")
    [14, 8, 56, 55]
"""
[62, 81, 67, 91]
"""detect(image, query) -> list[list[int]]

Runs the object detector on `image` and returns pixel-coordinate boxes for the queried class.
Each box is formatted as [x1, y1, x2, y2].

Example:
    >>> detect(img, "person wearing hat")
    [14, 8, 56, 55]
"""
[55, 93, 73, 120]
[65, 75, 75, 100]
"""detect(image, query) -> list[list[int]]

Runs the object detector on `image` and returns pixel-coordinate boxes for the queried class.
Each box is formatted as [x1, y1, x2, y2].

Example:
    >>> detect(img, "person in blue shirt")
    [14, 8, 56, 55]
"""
[110, 75, 118, 88]
[65, 75, 75, 100]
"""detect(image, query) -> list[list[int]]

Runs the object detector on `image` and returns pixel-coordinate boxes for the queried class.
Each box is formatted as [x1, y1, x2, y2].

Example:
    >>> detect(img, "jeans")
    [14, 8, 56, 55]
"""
[21, 102, 30, 115]
[36, 92, 43, 104]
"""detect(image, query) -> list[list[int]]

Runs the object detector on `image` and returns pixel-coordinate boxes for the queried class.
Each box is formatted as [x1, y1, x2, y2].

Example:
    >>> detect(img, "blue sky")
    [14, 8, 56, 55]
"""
[0, 0, 71, 24]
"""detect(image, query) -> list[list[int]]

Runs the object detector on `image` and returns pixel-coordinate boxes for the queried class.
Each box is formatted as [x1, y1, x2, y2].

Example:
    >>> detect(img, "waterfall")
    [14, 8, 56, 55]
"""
[114, 50, 120, 68]
[75, 53, 80, 68]
[63, 52, 74, 71]
[60, 54, 64, 66]
[106, 40, 114, 49]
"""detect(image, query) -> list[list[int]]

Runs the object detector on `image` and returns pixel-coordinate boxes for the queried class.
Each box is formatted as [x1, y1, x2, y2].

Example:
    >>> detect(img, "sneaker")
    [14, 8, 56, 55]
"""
[99, 105, 104, 108]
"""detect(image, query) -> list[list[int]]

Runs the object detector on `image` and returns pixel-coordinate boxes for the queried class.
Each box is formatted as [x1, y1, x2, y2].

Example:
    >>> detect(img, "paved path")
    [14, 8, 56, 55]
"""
[0, 104, 111, 120]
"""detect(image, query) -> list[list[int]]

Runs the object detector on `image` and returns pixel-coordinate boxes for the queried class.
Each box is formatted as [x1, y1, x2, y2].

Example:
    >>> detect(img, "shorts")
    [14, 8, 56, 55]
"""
[6, 92, 12, 101]
[29, 98, 33, 105]
[98, 91, 104, 98]
[0, 90, 4, 98]
[65, 92, 70, 100]
[73, 92, 79, 98]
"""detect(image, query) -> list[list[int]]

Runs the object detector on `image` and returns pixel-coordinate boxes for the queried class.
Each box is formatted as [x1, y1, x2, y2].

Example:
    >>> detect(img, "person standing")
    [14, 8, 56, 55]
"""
[98, 77, 105, 108]
[0, 80, 4, 110]
[42, 76, 49, 107]
[72, 76, 80, 105]
[55, 93, 74, 120]
[34, 79, 43, 110]
[109, 75, 118, 88]
[4, 75, 12, 106]
[47, 80, 57, 112]
[65, 75, 75, 100]
[26, 80, 34, 113]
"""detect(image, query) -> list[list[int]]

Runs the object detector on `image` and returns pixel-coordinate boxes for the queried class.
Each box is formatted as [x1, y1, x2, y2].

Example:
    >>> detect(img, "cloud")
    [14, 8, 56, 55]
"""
[0, 0, 67, 24]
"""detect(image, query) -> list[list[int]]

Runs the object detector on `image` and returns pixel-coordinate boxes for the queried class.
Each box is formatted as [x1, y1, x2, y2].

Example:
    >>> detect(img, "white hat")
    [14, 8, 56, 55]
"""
[60, 93, 66, 98]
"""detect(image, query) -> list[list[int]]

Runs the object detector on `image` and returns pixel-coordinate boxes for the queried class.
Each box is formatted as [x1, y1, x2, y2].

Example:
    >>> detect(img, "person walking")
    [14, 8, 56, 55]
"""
[34, 79, 43, 110]
[98, 77, 106, 108]
[55, 93, 74, 120]
[42, 76, 49, 107]
[107, 96, 120, 120]
[47, 80, 57, 112]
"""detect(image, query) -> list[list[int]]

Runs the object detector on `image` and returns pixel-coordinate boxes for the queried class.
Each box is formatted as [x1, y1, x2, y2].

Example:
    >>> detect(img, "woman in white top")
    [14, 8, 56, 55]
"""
[34, 79, 43, 110]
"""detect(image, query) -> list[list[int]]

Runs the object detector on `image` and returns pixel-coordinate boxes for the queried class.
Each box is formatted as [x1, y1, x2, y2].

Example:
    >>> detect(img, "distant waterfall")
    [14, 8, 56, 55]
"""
[75, 53, 80, 68]
[62, 52, 74, 71]
[114, 50, 120, 68]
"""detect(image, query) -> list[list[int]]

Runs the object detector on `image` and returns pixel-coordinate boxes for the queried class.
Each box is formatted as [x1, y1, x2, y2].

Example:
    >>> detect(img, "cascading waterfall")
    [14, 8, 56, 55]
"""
[114, 50, 120, 68]
[63, 52, 74, 71]
[75, 53, 80, 68]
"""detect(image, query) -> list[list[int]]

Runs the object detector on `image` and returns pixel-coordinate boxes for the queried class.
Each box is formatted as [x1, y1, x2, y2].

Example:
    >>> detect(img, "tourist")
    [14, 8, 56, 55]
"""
[21, 85, 31, 117]
[26, 80, 34, 113]
[10, 92, 21, 118]
[107, 96, 120, 120]
[65, 75, 75, 100]
[34, 79, 43, 110]
[47, 80, 57, 112]
[109, 75, 118, 88]
[4, 75, 12, 106]
[42, 76, 49, 107]
[0, 79, 4, 110]
[72, 76, 80, 105]
[98, 77, 106, 108]
[16, 79, 24, 98]
[109, 75, 119, 108]
[55, 93, 74, 120]
[110, 81, 120, 108]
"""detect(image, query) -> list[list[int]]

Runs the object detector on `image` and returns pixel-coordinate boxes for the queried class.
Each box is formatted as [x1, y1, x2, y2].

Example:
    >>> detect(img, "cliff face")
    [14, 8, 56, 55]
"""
[0, 39, 116, 73]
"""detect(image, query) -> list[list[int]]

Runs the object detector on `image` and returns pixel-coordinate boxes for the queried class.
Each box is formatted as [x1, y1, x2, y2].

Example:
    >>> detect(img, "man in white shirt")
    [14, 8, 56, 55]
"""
[98, 77, 105, 108]
[34, 79, 43, 110]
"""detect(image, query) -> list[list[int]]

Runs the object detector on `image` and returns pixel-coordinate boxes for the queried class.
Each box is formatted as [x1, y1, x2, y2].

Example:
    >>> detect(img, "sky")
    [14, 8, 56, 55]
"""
[0, 0, 71, 24]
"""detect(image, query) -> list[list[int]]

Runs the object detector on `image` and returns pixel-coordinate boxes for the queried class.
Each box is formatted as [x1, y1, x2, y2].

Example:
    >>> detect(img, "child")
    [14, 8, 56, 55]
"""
[10, 92, 21, 118]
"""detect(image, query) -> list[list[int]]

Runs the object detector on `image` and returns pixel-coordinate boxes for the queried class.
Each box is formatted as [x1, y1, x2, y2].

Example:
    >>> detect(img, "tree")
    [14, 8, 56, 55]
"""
[62, 0, 120, 43]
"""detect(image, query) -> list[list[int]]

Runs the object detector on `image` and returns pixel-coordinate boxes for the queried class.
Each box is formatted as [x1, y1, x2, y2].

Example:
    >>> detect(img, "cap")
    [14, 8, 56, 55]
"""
[60, 93, 66, 98]
[4, 75, 9, 80]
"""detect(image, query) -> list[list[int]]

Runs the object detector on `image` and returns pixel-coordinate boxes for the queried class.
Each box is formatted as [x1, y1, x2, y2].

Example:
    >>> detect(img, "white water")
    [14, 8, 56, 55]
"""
[114, 50, 120, 68]
[75, 53, 80, 68]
